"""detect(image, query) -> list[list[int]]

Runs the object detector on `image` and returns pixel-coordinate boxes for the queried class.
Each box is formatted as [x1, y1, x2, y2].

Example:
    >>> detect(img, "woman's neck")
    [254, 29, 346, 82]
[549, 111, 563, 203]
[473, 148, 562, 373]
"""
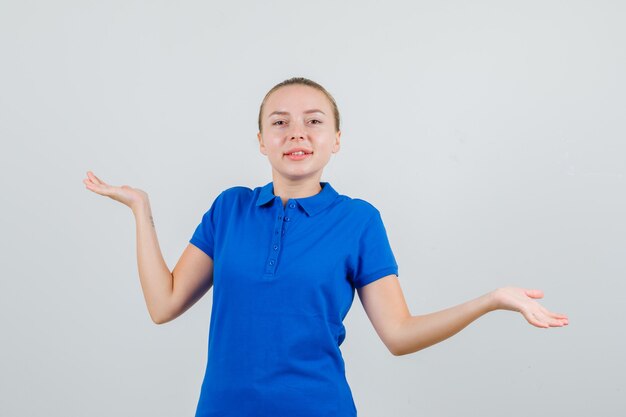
[271, 177, 323, 206]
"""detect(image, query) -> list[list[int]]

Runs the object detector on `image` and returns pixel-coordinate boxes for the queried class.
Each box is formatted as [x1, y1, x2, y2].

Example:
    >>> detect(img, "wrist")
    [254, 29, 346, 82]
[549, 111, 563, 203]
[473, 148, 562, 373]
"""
[132, 198, 151, 216]
[483, 289, 502, 312]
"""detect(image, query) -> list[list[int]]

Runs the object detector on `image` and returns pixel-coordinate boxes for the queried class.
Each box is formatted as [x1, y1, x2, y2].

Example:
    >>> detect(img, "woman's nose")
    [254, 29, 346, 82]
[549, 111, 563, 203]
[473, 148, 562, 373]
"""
[289, 122, 305, 139]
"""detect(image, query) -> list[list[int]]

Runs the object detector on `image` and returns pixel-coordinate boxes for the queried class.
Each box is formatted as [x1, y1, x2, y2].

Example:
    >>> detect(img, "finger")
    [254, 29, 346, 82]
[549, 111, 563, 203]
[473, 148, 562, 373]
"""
[547, 310, 569, 320]
[539, 305, 569, 320]
[85, 172, 98, 185]
[83, 178, 97, 189]
[525, 289, 544, 299]
[87, 171, 106, 185]
[84, 179, 113, 196]
[89, 171, 102, 184]
[546, 317, 566, 327]
[536, 311, 567, 327]
[523, 310, 549, 328]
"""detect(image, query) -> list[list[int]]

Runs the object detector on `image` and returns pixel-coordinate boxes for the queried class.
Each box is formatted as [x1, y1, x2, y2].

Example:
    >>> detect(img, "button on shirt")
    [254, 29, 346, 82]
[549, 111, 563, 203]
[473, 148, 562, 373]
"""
[189, 181, 399, 417]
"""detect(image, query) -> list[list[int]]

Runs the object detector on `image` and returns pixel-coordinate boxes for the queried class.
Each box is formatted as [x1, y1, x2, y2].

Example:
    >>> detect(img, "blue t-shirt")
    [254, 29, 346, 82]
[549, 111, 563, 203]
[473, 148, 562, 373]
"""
[189, 181, 399, 417]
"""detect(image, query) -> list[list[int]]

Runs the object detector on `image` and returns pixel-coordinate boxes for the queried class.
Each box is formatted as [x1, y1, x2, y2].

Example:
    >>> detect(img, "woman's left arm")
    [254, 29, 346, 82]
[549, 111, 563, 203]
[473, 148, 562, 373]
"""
[357, 275, 569, 356]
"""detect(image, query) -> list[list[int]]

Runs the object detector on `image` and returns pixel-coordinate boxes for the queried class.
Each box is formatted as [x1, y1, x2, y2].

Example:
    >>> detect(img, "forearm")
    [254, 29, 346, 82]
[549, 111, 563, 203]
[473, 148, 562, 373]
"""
[393, 292, 497, 356]
[133, 201, 173, 324]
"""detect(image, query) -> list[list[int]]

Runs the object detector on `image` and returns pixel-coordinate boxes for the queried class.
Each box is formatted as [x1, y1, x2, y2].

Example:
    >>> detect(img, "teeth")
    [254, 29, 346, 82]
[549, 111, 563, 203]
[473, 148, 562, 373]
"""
[291, 151, 305, 155]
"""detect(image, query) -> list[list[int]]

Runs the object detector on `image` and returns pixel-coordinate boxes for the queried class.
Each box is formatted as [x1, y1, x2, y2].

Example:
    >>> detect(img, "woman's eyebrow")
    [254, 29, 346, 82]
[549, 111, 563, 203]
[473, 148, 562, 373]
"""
[268, 109, 326, 118]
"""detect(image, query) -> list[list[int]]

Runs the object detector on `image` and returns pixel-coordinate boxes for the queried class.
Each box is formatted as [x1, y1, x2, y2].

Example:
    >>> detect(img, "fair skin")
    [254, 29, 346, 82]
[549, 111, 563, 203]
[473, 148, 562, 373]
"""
[83, 83, 568, 354]
[257, 84, 340, 206]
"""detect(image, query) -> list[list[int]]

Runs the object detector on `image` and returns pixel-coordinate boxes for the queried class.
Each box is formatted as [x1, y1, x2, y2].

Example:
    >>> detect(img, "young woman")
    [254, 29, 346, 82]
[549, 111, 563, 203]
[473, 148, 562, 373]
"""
[83, 77, 568, 417]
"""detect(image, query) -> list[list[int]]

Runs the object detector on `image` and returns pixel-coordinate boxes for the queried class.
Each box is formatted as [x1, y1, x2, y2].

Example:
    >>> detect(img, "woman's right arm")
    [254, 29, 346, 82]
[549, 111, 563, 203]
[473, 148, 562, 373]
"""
[133, 201, 216, 324]
[84, 171, 214, 324]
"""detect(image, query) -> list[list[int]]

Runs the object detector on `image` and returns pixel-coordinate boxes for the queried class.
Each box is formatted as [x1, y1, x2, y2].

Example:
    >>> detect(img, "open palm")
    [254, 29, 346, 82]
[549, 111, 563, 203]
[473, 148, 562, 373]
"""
[493, 287, 569, 328]
[83, 171, 148, 211]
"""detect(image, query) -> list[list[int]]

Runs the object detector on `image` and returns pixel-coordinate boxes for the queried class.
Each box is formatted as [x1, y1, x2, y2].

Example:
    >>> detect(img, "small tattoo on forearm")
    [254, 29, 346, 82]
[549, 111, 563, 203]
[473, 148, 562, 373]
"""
[149, 215, 155, 228]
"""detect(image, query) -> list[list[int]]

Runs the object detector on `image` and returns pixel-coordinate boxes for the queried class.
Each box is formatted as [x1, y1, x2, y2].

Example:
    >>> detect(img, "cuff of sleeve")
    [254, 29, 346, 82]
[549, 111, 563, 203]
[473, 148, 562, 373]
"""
[354, 266, 399, 289]
[189, 238, 214, 260]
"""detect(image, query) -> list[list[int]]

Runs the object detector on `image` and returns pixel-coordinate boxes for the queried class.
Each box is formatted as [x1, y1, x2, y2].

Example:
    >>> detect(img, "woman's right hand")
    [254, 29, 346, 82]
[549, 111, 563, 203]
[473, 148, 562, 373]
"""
[83, 171, 149, 212]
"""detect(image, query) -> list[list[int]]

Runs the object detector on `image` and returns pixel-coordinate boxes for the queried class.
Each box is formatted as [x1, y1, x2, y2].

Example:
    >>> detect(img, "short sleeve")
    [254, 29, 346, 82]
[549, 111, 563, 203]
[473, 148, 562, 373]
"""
[189, 192, 222, 260]
[352, 210, 399, 288]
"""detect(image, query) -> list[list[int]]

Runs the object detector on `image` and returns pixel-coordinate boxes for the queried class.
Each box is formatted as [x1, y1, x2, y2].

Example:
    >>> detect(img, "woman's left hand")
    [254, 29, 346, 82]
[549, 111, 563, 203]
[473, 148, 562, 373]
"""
[491, 287, 569, 328]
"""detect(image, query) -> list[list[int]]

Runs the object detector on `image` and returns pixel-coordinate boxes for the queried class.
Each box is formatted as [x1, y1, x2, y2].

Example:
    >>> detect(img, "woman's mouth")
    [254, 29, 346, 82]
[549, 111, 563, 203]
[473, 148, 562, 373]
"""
[284, 150, 313, 161]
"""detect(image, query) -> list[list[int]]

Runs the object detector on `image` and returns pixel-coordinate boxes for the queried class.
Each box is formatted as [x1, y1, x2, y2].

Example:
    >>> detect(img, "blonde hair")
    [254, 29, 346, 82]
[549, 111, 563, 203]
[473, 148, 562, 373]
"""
[258, 77, 341, 133]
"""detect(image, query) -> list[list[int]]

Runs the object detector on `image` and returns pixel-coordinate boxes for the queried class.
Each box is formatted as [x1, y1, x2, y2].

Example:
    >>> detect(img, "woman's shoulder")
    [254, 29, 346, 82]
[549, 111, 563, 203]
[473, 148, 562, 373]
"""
[220, 185, 254, 196]
[212, 185, 255, 204]
[335, 191, 382, 219]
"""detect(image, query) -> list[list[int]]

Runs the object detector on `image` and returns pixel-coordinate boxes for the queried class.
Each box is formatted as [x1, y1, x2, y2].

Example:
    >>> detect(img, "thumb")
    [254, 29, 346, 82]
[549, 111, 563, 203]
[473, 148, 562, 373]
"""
[525, 289, 544, 299]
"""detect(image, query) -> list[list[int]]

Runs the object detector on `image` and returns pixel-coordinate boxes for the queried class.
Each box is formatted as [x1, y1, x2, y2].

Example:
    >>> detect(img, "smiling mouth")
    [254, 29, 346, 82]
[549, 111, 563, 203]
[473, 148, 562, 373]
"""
[284, 151, 313, 156]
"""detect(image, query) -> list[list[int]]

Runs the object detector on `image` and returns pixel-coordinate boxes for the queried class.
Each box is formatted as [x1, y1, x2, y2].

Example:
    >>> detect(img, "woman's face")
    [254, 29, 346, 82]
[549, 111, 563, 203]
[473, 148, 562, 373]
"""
[257, 84, 341, 184]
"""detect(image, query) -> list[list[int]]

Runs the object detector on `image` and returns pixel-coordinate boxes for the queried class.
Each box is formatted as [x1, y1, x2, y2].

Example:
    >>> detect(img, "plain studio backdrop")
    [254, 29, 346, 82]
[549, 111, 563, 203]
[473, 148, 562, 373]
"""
[1, 1, 624, 416]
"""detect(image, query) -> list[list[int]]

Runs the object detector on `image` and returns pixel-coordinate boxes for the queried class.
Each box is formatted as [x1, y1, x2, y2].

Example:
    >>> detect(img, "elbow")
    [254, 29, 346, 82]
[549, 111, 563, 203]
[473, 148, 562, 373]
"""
[388, 339, 407, 357]
[388, 318, 410, 356]
[390, 344, 419, 357]
[147, 297, 177, 325]
[390, 339, 431, 356]
[388, 327, 424, 356]
[152, 315, 173, 325]
[151, 314, 166, 325]
[149, 309, 172, 325]
[390, 344, 406, 357]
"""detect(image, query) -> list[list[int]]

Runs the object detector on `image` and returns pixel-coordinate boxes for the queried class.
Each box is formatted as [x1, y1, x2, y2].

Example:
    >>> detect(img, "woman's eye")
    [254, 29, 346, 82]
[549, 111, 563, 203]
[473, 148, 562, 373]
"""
[272, 119, 321, 126]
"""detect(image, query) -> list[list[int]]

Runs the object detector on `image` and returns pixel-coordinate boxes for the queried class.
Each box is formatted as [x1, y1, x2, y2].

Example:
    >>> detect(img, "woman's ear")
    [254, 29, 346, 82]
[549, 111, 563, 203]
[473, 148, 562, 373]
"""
[257, 132, 267, 155]
[332, 130, 341, 153]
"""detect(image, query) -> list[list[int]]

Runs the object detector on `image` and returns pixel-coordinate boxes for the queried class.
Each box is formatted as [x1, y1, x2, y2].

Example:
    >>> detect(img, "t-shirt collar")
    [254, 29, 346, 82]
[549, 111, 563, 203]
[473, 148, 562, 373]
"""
[256, 181, 339, 217]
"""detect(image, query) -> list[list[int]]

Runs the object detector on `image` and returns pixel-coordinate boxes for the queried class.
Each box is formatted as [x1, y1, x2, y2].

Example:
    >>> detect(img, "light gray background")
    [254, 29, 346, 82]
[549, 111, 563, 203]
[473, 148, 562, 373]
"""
[1, 1, 624, 416]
